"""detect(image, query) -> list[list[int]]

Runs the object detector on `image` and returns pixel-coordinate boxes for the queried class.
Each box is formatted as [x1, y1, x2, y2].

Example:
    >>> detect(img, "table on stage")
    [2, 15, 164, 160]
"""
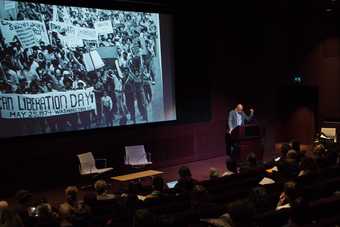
[111, 170, 164, 182]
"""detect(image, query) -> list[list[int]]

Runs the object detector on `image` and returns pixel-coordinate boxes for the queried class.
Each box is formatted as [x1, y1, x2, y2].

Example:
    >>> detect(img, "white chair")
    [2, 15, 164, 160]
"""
[77, 152, 113, 176]
[125, 145, 152, 167]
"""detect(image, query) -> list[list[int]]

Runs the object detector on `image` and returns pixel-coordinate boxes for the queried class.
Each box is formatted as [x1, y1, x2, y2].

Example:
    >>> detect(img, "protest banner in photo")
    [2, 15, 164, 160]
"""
[94, 20, 113, 34]
[0, 87, 96, 119]
[76, 26, 97, 41]
[97, 46, 119, 59]
[49, 21, 83, 47]
[15, 25, 35, 48]
[0, 0, 17, 20]
[83, 50, 105, 71]
[0, 20, 49, 47]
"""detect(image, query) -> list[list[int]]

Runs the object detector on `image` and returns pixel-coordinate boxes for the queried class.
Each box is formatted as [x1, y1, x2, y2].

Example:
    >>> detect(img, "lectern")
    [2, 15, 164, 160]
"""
[228, 124, 264, 161]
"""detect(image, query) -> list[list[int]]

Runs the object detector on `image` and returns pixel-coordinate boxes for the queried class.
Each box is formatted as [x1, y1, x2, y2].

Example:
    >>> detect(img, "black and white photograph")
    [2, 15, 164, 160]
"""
[0, 0, 172, 138]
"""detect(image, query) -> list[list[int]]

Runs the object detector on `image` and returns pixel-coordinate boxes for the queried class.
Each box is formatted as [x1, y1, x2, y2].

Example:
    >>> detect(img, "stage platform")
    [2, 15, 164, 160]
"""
[3, 155, 229, 208]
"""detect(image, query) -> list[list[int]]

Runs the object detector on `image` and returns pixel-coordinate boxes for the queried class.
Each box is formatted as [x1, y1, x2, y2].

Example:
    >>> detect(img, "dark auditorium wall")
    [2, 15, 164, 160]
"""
[289, 0, 340, 123]
[301, 38, 340, 121]
[0, 0, 323, 194]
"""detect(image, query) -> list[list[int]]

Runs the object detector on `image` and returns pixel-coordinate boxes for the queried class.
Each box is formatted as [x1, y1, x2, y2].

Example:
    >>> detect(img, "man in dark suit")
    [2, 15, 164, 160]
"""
[227, 104, 254, 160]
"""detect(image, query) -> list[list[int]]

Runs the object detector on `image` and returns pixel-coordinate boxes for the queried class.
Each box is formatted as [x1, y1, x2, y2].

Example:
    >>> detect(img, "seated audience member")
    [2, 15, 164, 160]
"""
[290, 140, 304, 162]
[59, 186, 90, 227]
[94, 180, 115, 201]
[145, 176, 165, 200]
[0, 207, 24, 227]
[265, 143, 290, 169]
[226, 187, 271, 226]
[277, 149, 300, 181]
[280, 143, 291, 160]
[60, 186, 81, 211]
[14, 190, 34, 226]
[248, 186, 273, 214]
[209, 168, 220, 180]
[312, 144, 329, 168]
[288, 197, 311, 227]
[35, 203, 59, 227]
[227, 200, 254, 227]
[121, 182, 143, 227]
[174, 166, 198, 194]
[0, 201, 8, 209]
[134, 209, 157, 227]
[190, 185, 210, 209]
[290, 140, 300, 152]
[240, 152, 263, 173]
[276, 181, 298, 210]
[298, 157, 320, 178]
[222, 156, 237, 176]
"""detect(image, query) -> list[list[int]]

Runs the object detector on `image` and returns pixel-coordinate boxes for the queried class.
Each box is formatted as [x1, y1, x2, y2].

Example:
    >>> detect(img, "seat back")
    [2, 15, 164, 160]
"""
[125, 145, 149, 165]
[77, 152, 97, 174]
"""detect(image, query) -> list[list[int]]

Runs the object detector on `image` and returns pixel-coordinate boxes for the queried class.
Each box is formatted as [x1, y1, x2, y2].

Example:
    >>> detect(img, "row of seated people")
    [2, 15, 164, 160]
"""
[1, 140, 340, 227]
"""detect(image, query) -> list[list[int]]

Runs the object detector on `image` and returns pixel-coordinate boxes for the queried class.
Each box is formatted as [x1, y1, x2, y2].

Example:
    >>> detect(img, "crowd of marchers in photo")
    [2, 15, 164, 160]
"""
[0, 2, 160, 132]
[1, 137, 340, 227]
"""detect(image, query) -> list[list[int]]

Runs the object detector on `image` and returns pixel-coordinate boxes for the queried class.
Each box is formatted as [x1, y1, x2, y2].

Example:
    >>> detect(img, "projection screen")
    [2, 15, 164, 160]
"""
[0, 0, 176, 138]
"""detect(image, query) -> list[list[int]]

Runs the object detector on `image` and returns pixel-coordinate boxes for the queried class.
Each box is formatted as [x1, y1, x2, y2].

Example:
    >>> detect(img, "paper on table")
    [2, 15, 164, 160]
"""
[259, 177, 275, 185]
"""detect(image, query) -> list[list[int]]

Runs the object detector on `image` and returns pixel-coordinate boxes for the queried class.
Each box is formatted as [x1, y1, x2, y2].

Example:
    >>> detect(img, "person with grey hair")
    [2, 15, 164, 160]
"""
[228, 104, 254, 133]
[227, 104, 255, 160]
[94, 180, 116, 200]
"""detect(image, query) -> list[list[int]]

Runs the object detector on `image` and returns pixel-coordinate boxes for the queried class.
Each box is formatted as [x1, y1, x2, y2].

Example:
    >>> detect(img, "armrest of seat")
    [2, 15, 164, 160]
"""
[95, 158, 108, 168]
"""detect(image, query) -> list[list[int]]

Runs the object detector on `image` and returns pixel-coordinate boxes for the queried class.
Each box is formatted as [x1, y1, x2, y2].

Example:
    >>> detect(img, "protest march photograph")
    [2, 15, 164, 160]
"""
[0, 0, 168, 137]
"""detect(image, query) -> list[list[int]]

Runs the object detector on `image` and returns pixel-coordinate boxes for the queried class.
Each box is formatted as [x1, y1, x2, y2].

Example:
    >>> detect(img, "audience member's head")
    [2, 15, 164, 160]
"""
[277, 181, 298, 210]
[36, 203, 53, 218]
[64, 186, 79, 206]
[95, 180, 115, 201]
[247, 152, 257, 167]
[152, 176, 164, 192]
[209, 168, 220, 180]
[15, 190, 33, 206]
[290, 140, 301, 153]
[287, 149, 298, 161]
[178, 166, 192, 179]
[94, 180, 109, 196]
[283, 181, 298, 203]
[0, 200, 9, 209]
[280, 143, 291, 158]
[175, 166, 197, 193]
[35, 202, 59, 227]
[299, 157, 319, 177]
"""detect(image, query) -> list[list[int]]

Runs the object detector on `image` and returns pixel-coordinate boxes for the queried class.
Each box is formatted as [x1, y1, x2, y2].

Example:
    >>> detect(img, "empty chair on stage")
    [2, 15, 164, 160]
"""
[125, 145, 152, 168]
[77, 152, 113, 176]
